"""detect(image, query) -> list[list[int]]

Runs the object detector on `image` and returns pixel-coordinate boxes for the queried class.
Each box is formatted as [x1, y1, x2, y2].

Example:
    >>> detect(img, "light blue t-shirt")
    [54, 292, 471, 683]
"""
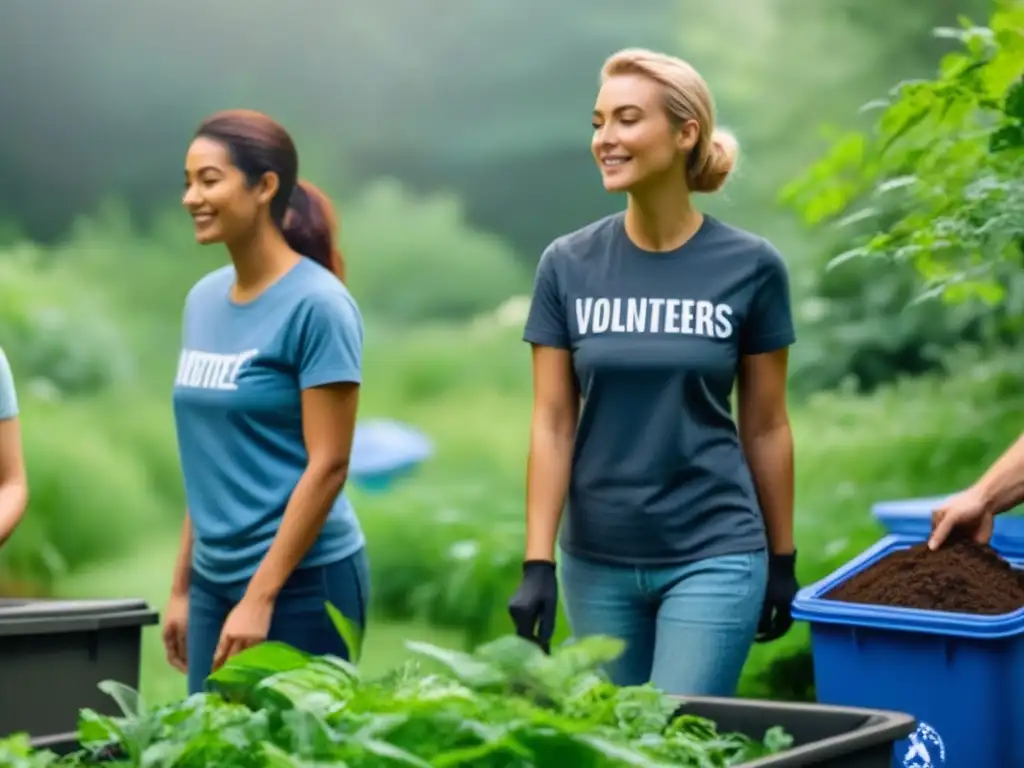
[0, 348, 18, 420]
[172, 258, 365, 584]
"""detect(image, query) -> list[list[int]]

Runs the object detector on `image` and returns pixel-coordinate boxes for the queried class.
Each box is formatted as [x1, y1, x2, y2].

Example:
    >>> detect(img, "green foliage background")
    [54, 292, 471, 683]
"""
[0, 0, 1022, 709]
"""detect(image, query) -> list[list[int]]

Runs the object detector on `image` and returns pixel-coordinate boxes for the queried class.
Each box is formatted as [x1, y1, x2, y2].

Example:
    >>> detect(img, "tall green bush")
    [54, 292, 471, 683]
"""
[0, 245, 136, 397]
[341, 179, 531, 323]
[0, 395, 179, 588]
[779, 1, 1024, 395]
[784, 1, 1024, 298]
[0, 224, 189, 589]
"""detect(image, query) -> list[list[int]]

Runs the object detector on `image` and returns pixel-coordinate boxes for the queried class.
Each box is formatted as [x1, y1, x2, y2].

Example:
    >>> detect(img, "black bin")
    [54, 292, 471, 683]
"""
[18, 670, 915, 766]
[31, 697, 921, 767]
[679, 696, 916, 767]
[0, 598, 159, 742]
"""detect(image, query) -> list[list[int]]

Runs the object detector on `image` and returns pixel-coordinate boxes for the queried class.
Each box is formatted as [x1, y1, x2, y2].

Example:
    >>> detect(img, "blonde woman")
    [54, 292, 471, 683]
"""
[508, 49, 797, 696]
[0, 347, 28, 547]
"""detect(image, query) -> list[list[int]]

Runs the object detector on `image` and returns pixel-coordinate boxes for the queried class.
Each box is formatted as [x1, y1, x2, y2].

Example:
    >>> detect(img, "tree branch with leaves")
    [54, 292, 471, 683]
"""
[781, 0, 1024, 306]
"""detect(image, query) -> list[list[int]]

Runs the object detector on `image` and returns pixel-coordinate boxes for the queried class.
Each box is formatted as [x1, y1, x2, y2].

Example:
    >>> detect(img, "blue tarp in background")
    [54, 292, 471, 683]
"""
[348, 419, 434, 493]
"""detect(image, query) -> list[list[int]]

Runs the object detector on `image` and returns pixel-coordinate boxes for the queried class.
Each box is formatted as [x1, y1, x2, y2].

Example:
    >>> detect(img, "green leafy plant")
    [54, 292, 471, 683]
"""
[781, 0, 1024, 304]
[0, 246, 136, 399]
[1, 617, 791, 767]
[340, 179, 531, 324]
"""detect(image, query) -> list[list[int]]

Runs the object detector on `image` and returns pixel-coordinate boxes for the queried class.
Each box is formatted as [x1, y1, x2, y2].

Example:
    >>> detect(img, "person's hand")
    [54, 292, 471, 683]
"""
[756, 551, 799, 643]
[508, 560, 558, 653]
[929, 488, 994, 550]
[212, 595, 274, 671]
[162, 592, 189, 673]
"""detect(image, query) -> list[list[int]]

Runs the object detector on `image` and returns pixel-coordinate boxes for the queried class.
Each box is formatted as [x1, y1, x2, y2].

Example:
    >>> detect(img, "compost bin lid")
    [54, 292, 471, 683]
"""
[0, 597, 158, 636]
[871, 496, 950, 517]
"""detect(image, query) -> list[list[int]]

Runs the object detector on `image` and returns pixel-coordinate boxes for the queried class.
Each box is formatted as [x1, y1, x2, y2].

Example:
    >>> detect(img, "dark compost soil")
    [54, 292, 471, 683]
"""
[825, 537, 1024, 615]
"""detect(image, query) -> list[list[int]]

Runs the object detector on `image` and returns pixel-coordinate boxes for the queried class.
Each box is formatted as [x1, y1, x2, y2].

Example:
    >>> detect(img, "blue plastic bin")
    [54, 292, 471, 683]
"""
[872, 496, 1024, 554]
[792, 534, 1024, 768]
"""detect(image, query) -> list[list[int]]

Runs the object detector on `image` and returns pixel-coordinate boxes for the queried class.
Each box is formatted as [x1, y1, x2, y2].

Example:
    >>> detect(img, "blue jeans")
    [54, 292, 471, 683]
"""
[186, 547, 370, 694]
[558, 548, 767, 696]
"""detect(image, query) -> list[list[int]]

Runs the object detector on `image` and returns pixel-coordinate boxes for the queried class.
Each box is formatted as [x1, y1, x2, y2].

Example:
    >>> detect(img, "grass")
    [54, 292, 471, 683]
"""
[56, 531, 463, 705]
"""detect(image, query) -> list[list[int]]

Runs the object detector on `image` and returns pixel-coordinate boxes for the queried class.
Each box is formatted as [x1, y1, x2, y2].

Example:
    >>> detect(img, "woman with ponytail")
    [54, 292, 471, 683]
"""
[509, 50, 798, 697]
[168, 109, 367, 693]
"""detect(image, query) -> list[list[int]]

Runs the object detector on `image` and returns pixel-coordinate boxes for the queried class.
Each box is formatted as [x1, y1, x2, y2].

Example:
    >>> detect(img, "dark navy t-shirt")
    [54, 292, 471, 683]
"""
[523, 212, 796, 566]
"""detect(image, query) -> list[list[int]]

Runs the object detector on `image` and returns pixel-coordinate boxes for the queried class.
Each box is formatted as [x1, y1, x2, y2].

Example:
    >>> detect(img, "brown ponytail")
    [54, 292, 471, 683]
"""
[283, 180, 345, 281]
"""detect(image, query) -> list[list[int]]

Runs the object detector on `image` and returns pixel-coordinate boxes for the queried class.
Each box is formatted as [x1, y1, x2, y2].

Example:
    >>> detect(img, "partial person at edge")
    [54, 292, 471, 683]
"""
[0, 347, 28, 550]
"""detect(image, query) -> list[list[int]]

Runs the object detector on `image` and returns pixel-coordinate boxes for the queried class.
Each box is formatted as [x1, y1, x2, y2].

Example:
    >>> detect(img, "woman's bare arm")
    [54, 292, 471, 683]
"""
[171, 514, 193, 598]
[972, 431, 1024, 516]
[245, 382, 358, 603]
[0, 417, 28, 547]
[524, 345, 579, 562]
[737, 347, 794, 555]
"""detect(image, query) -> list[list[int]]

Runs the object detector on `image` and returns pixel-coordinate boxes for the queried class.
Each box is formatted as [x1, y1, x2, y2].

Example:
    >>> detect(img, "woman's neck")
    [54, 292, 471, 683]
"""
[625, 180, 702, 252]
[226, 227, 299, 299]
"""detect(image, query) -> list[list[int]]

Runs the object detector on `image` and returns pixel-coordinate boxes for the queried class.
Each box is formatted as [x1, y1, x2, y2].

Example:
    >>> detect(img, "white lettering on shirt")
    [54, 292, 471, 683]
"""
[174, 348, 260, 391]
[574, 298, 734, 339]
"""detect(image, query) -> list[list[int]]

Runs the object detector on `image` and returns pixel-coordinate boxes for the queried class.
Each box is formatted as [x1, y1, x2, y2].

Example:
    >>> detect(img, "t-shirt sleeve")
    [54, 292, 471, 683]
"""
[740, 242, 797, 356]
[295, 293, 363, 390]
[0, 348, 19, 420]
[523, 242, 571, 349]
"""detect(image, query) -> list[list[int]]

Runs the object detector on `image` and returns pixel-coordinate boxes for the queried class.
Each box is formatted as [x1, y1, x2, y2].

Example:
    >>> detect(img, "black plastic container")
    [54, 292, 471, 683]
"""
[0, 597, 158, 742]
[678, 696, 916, 767]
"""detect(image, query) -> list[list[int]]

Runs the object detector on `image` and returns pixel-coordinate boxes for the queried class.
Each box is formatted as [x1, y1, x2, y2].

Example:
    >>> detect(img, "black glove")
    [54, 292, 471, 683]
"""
[508, 560, 558, 653]
[756, 551, 799, 643]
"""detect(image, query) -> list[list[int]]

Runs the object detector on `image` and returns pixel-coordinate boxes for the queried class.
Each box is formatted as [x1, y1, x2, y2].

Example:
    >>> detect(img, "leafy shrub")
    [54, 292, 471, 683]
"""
[0, 395, 178, 589]
[340, 179, 532, 323]
[784, 2, 1024, 301]
[358, 480, 525, 647]
[0, 245, 136, 397]
[0, 216, 194, 592]
[781, 2, 1024, 394]
[94, 395, 186, 512]
[361, 321, 531, 411]
[785, 249, 1024, 396]
[50, 201, 218, 382]
[7, 633, 792, 766]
